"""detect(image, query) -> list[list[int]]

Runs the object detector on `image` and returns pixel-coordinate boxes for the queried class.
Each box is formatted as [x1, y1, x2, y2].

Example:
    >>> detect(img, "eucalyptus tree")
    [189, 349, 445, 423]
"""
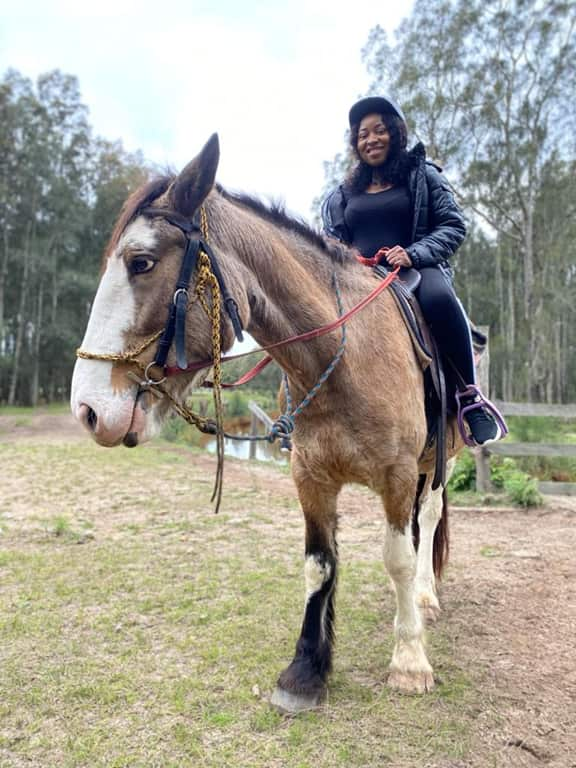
[0, 68, 151, 405]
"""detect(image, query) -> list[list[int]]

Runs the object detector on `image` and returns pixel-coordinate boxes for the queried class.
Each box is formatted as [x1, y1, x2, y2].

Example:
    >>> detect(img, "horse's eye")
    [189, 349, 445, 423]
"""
[130, 257, 156, 275]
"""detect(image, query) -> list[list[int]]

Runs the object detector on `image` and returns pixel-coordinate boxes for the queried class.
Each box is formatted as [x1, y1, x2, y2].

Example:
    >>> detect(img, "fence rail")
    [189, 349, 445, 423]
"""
[475, 399, 576, 496]
[494, 401, 576, 418]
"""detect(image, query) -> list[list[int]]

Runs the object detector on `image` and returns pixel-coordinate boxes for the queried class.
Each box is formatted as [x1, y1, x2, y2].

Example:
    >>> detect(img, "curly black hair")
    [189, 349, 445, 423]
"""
[345, 113, 411, 194]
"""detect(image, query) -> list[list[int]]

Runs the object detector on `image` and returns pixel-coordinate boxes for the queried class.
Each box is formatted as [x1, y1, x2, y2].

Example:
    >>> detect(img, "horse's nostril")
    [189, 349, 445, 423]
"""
[86, 407, 97, 432]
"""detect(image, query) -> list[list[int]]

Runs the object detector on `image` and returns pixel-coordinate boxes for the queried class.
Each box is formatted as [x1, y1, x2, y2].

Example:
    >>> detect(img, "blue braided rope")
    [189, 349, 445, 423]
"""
[268, 272, 346, 447]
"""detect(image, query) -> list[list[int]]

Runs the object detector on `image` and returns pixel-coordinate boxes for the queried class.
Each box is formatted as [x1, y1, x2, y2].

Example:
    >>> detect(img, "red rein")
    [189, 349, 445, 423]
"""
[164, 263, 400, 386]
[354, 246, 390, 267]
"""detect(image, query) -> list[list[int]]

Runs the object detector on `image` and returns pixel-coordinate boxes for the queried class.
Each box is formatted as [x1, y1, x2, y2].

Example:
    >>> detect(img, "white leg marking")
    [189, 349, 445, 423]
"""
[414, 483, 442, 616]
[414, 460, 455, 619]
[303, 554, 332, 644]
[383, 520, 434, 692]
[304, 554, 331, 603]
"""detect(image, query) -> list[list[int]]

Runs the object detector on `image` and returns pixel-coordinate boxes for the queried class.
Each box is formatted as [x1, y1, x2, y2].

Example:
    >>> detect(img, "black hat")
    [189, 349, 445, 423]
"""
[348, 96, 406, 127]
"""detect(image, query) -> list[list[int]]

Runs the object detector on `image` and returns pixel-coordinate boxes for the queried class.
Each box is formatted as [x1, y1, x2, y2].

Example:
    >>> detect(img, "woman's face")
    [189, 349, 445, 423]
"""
[356, 113, 390, 166]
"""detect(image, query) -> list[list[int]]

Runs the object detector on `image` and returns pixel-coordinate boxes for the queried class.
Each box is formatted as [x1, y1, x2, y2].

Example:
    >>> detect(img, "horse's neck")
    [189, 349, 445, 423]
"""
[211, 197, 344, 379]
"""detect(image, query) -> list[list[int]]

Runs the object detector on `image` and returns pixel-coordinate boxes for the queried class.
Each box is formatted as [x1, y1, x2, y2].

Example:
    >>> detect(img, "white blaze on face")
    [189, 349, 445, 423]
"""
[70, 217, 157, 441]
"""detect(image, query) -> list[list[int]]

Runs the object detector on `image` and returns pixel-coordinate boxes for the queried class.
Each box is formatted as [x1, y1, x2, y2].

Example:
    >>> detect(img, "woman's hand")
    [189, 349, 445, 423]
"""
[385, 246, 412, 268]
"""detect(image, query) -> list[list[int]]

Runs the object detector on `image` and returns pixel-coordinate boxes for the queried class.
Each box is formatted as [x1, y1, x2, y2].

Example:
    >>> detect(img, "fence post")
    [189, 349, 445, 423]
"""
[249, 411, 258, 460]
[474, 325, 492, 493]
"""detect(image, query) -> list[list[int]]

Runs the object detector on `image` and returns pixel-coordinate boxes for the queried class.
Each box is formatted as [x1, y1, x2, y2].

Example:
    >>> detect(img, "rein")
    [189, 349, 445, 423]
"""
[163, 263, 400, 382]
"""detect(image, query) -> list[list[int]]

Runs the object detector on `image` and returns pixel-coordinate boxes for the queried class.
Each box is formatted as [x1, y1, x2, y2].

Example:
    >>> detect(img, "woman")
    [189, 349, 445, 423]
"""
[322, 95, 507, 446]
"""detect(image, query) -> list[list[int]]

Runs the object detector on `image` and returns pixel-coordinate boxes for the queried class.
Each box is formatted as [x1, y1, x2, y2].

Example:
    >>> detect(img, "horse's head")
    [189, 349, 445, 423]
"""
[71, 134, 245, 448]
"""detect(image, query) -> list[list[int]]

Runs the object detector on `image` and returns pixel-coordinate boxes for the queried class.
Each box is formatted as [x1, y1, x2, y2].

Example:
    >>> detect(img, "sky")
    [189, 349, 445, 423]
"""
[1, 0, 413, 220]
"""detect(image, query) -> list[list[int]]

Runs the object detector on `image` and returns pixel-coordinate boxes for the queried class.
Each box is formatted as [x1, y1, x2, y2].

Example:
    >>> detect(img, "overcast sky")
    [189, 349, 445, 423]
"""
[1, 1, 413, 220]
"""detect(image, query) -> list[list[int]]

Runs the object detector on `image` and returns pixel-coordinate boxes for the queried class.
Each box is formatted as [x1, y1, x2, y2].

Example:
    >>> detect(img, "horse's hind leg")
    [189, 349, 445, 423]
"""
[381, 464, 434, 693]
[271, 475, 339, 714]
[414, 458, 454, 622]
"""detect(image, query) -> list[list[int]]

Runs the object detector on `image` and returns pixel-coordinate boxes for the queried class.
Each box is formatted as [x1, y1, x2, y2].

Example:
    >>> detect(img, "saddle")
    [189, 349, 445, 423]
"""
[373, 265, 487, 489]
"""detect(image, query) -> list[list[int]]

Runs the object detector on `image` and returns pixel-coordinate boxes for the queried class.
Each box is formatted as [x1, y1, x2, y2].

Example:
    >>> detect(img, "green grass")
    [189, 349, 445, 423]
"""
[0, 402, 70, 416]
[0, 438, 481, 767]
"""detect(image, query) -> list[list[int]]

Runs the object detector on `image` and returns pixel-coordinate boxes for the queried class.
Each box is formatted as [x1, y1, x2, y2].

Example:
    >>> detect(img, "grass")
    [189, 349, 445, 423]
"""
[0, 402, 70, 416]
[0, 438, 480, 768]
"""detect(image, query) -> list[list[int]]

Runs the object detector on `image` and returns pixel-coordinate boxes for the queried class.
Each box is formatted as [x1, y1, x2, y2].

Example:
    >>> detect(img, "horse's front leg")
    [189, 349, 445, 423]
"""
[381, 465, 434, 693]
[271, 474, 339, 714]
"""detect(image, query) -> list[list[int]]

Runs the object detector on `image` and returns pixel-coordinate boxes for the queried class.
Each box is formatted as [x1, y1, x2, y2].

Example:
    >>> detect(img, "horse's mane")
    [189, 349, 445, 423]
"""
[106, 175, 349, 266]
[216, 185, 349, 265]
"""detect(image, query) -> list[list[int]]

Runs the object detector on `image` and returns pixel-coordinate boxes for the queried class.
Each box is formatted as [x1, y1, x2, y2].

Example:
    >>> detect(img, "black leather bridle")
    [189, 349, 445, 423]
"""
[139, 206, 244, 377]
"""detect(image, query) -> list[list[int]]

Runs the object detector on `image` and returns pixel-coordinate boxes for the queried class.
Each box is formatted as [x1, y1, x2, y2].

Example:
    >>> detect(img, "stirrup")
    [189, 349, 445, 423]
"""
[455, 384, 509, 448]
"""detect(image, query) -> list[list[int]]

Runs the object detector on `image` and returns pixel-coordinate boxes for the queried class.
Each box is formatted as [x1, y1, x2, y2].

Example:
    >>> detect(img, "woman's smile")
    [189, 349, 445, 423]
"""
[357, 113, 391, 166]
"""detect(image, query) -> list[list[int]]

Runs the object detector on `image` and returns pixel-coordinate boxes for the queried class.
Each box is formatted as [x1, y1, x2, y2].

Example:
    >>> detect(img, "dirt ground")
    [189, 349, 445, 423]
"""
[1, 410, 575, 767]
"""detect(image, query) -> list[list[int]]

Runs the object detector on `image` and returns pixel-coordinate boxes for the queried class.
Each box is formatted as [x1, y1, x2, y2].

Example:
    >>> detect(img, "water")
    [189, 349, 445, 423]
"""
[204, 432, 289, 465]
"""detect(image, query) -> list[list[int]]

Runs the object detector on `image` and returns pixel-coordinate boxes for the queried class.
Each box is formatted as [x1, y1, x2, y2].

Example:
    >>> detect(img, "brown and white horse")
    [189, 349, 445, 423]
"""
[71, 134, 458, 713]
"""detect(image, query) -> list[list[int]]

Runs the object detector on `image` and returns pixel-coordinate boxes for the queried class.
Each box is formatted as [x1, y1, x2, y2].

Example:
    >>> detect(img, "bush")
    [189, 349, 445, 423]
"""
[490, 457, 517, 489]
[447, 450, 476, 491]
[503, 469, 543, 507]
[490, 455, 542, 507]
[448, 452, 543, 507]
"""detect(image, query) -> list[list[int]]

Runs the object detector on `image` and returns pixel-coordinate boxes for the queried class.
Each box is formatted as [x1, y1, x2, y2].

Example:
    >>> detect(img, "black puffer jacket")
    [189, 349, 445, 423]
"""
[321, 143, 466, 274]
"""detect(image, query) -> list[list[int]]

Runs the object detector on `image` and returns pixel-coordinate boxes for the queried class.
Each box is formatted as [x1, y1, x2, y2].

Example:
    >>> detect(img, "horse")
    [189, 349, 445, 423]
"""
[71, 134, 462, 714]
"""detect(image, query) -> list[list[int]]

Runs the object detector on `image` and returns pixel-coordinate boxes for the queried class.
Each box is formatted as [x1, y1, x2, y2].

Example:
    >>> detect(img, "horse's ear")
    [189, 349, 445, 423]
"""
[170, 133, 220, 218]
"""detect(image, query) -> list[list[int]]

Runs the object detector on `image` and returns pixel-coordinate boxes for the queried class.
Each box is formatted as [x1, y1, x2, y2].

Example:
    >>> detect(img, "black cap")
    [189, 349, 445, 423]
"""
[349, 96, 406, 127]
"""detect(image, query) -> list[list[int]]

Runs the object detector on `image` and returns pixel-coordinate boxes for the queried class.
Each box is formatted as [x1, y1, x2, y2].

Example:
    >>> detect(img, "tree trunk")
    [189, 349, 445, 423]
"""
[0, 227, 9, 354]
[7, 237, 30, 405]
[30, 283, 44, 406]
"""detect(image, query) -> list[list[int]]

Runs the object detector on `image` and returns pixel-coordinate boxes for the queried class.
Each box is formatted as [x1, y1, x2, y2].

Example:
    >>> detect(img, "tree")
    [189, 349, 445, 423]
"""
[0, 68, 151, 406]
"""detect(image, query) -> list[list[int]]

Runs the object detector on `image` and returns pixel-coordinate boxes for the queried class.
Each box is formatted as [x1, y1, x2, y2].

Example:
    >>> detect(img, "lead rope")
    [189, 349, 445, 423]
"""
[267, 271, 347, 450]
[158, 210, 226, 510]
[196, 207, 225, 511]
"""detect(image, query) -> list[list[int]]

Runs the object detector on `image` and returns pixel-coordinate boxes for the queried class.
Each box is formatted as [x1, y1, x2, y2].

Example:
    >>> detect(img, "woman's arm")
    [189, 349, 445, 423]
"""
[406, 165, 466, 269]
[321, 187, 351, 243]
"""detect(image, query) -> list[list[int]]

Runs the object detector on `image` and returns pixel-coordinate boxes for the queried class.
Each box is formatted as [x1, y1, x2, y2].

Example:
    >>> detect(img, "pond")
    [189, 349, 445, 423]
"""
[202, 429, 289, 465]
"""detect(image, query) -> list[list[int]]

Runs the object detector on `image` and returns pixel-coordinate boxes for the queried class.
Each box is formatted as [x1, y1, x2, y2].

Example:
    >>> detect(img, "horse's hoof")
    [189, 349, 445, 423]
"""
[269, 686, 324, 715]
[388, 668, 435, 694]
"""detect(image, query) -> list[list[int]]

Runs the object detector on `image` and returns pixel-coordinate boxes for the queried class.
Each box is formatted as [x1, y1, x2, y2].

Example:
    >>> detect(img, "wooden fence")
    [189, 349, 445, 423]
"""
[474, 401, 576, 496]
[473, 327, 576, 495]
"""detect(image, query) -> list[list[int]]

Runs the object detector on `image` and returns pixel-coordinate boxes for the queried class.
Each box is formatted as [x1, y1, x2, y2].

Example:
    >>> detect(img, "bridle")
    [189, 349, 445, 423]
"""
[77, 204, 244, 397]
[137, 205, 244, 379]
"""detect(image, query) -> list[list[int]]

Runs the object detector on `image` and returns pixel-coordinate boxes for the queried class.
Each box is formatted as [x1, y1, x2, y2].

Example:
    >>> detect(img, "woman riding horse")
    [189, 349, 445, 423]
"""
[322, 95, 507, 446]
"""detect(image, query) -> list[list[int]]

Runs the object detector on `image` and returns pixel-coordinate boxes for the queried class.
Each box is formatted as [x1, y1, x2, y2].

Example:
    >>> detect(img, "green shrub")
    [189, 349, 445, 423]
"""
[447, 450, 476, 491]
[448, 452, 543, 507]
[503, 469, 542, 507]
[226, 390, 249, 418]
[490, 457, 517, 489]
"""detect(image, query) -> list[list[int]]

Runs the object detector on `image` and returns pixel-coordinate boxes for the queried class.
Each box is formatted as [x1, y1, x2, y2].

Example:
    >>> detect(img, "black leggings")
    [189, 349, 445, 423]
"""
[415, 267, 475, 386]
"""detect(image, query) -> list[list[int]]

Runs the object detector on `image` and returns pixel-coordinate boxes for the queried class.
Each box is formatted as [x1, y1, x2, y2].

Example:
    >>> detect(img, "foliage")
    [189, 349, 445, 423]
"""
[502, 468, 543, 508]
[449, 451, 544, 506]
[0, 68, 151, 406]
[447, 450, 476, 491]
